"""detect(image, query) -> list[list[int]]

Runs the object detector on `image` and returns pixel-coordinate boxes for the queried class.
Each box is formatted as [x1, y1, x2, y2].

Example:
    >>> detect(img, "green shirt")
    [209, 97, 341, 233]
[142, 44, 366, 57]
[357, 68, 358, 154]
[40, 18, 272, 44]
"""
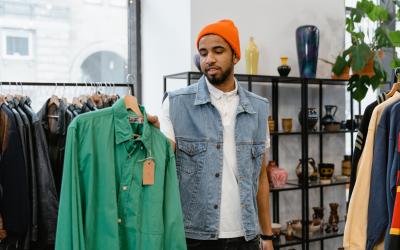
[55, 99, 186, 250]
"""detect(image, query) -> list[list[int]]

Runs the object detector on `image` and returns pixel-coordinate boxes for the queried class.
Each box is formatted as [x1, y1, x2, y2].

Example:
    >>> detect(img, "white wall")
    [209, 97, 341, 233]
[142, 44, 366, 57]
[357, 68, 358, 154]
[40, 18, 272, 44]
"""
[141, 0, 191, 114]
[142, 0, 345, 114]
[190, 0, 345, 76]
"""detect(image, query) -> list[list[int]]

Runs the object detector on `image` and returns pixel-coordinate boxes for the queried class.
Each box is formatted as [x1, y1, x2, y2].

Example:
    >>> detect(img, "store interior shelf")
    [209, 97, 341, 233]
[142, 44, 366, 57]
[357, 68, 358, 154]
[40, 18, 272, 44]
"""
[273, 234, 303, 248]
[270, 129, 357, 136]
[164, 71, 349, 85]
[270, 183, 301, 192]
[273, 221, 345, 248]
[308, 221, 345, 242]
[286, 178, 350, 189]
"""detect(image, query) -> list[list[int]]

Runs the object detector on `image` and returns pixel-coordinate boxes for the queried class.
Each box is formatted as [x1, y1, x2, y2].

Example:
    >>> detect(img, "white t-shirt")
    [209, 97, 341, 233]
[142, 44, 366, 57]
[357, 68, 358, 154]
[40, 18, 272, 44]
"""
[160, 78, 270, 238]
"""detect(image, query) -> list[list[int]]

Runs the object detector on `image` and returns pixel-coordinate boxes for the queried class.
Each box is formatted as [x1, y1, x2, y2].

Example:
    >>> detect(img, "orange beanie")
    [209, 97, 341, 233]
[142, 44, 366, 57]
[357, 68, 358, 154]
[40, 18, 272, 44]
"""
[196, 19, 241, 60]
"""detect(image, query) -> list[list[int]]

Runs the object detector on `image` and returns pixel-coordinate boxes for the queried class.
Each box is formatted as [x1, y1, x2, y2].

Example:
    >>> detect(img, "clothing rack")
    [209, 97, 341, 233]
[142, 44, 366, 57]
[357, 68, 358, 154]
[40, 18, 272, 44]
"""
[0, 82, 135, 96]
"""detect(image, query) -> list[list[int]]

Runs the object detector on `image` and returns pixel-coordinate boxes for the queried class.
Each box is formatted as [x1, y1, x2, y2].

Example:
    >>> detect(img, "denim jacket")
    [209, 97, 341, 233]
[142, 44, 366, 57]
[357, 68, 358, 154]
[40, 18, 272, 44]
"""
[168, 75, 268, 241]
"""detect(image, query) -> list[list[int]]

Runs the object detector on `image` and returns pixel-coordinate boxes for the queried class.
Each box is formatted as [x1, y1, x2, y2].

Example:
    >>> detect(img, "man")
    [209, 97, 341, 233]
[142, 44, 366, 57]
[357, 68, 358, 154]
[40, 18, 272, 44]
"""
[160, 19, 274, 250]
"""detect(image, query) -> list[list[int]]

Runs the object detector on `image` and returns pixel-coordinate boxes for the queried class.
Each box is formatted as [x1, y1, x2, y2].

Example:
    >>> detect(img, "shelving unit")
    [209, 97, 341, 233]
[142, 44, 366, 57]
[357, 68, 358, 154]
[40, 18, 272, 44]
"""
[164, 71, 358, 250]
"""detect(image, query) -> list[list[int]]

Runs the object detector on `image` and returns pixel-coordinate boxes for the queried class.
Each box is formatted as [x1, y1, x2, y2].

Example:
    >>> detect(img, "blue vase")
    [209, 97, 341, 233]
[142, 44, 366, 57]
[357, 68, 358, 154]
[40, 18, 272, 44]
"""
[296, 25, 319, 78]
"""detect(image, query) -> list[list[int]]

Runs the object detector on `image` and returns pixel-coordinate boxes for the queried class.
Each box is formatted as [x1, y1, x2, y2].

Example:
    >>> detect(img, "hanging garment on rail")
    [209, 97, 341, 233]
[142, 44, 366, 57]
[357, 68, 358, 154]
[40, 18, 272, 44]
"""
[344, 92, 400, 249]
[55, 98, 186, 250]
[349, 93, 386, 200]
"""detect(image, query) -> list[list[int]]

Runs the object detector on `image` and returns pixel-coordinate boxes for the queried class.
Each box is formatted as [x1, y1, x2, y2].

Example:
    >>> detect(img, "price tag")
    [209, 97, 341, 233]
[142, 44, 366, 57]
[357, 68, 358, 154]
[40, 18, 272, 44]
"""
[143, 159, 155, 185]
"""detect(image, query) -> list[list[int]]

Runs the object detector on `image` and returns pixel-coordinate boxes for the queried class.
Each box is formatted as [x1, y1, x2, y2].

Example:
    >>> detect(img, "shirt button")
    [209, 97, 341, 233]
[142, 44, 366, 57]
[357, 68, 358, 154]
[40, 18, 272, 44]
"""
[215, 173, 220, 178]
[140, 146, 144, 150]
[122, 186, 128, 191]
[117, 218, 122, 224]
[216, 144, 221, 149]
[214, 204, 218, 209]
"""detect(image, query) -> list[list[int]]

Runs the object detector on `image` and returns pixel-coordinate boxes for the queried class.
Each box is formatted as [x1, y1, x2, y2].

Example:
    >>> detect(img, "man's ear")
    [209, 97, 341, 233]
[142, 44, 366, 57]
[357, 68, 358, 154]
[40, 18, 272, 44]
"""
[233, 54, 239, 64]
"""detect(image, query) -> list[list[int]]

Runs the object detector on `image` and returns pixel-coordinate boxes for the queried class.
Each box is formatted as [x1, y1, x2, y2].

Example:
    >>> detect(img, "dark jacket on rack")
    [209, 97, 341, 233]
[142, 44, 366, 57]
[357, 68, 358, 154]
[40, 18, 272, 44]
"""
[366, 100, 399, 250]
[349, 93, 386, 199]
[37, 98, 72, 196]
[16, 103, 38, 243]
[19, 97, 58, 248]
[384, 102, 400, 249]
[0, 104, 30, 246]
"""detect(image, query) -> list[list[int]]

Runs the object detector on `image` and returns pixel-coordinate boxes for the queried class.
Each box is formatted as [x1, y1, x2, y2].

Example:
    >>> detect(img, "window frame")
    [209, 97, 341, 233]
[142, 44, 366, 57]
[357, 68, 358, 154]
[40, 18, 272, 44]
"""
[2, 29, 34, 60]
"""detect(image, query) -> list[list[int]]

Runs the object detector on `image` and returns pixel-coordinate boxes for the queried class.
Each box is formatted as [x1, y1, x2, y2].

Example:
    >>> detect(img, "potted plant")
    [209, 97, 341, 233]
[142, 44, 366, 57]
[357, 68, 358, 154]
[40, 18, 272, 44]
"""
[332, 0, 400, 101]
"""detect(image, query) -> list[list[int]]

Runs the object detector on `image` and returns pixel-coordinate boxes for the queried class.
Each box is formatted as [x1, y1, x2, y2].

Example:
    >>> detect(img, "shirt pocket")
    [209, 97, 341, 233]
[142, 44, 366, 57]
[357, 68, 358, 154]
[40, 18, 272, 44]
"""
[176, 140, 207, 175]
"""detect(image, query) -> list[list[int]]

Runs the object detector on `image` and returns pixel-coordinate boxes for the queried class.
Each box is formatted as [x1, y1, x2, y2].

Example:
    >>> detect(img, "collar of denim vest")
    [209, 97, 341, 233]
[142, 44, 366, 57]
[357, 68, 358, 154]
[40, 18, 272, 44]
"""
[194, 75, 256, 114]
[113, 98, 152, 150]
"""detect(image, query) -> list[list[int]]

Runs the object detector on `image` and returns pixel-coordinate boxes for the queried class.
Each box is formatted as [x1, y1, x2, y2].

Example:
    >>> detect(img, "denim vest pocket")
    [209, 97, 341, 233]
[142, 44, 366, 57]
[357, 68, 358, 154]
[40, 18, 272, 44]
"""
[176, 140, 207, 174]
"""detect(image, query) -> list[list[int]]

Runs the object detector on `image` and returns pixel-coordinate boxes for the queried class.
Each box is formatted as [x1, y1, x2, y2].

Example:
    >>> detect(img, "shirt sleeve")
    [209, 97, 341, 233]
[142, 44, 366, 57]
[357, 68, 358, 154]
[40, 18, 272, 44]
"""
[55, 127, 86, 250]
[160, 96, 176, 143]
[163, 141, 187, 250]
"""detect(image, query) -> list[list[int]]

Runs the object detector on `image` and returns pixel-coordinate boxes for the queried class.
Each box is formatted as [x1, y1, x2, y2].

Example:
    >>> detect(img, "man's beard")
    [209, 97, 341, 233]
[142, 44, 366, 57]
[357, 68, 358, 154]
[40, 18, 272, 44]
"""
[204, 65, 233, 86]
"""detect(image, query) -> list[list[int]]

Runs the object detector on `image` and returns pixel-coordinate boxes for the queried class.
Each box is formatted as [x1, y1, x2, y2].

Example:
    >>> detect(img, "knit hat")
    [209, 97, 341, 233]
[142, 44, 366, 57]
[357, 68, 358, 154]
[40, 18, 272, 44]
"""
[196, 19, 241, 60]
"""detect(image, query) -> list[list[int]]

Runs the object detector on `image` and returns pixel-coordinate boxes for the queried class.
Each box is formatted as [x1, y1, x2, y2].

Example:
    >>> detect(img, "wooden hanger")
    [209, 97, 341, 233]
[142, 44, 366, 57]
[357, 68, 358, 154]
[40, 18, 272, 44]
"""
[124, 95, 143, 117]
[387, 72, 400, 98]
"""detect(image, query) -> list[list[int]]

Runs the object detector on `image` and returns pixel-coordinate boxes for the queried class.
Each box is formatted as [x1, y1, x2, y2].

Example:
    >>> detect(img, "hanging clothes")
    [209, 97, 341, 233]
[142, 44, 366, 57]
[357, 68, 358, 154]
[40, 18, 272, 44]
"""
[344, 92, 400, 249]
[349, 93, 386, 200]
[0, 103, 30, 250]
[37, 98, 72, 196]
[366, 98, 400, 249]
[387, 178, 400, 248]
[55, 98, 186, 250]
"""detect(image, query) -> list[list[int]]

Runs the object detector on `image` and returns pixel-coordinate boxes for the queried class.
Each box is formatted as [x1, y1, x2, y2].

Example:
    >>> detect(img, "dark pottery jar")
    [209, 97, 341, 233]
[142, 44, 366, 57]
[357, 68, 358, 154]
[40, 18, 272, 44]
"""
[318, 163, 334, 180]
[298, 108, 318, 130]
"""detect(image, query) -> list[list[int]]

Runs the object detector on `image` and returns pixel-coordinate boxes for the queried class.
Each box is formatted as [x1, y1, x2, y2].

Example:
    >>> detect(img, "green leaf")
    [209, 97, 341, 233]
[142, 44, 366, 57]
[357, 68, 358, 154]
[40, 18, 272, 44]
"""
[357, 0, 373, 15]
[347, 75, 369, 102]
[375, 27, 392, 48]
[390, 58, 400, 68]
[389, 31, 400, 47]
[350, 43, 371, 72]
[368, 6, 389, 21]
[332, 55, 348, 75]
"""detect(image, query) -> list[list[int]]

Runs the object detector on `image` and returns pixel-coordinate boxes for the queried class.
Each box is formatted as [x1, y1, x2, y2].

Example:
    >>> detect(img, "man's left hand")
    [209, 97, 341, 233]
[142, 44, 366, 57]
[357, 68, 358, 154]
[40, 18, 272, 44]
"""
[260, 239, 274, 250]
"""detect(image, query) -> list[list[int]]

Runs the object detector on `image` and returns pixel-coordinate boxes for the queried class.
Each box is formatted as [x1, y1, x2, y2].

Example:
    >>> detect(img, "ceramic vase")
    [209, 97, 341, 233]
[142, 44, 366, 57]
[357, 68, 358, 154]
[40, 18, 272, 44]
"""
[296, 25, 319, 78]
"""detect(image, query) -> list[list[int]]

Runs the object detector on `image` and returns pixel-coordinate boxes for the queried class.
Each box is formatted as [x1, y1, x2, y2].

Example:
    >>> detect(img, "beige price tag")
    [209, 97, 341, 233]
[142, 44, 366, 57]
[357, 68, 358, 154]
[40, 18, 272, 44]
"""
[143, 159, 155, 185]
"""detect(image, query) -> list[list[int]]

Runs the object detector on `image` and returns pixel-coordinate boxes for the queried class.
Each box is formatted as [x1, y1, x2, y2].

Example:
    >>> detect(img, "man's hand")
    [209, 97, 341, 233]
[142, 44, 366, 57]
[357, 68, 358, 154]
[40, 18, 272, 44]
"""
[147, 114, 160, 128]
[261, 239, 274, 250]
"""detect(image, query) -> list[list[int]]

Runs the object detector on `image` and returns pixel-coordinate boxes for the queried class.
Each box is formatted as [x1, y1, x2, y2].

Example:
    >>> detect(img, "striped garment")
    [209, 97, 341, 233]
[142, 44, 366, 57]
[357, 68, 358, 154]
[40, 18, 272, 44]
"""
[349, 93, 387, 200]
[388, 170, 400, 248]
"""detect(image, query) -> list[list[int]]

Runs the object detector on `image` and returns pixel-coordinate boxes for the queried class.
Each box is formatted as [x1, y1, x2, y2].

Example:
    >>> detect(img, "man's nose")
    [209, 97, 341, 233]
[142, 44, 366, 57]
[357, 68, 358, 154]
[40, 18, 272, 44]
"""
[205, 53, 216, 64]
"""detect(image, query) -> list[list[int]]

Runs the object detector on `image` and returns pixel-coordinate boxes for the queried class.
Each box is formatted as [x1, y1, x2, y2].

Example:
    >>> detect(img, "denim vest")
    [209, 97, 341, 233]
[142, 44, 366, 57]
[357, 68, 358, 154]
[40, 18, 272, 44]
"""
[168, 76, 268, 241]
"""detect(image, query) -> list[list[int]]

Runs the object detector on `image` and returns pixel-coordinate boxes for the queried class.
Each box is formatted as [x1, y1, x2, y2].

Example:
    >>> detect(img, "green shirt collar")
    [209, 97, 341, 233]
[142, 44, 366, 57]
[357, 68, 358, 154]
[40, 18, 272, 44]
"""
[112, 98, 152, 150]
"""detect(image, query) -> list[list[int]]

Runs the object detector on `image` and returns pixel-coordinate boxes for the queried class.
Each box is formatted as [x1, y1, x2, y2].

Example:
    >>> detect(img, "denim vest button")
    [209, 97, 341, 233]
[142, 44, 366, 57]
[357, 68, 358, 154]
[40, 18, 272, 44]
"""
[215, 173, 220, 178]
[216, 144, 221, 149]
[214, 204, 218, 209]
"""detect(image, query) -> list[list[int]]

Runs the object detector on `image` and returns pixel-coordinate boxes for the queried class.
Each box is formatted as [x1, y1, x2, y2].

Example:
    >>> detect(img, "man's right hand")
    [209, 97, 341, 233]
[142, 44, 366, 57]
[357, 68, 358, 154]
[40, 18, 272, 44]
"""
[147, 114, 160, 129]
[147, 113, 176, 151]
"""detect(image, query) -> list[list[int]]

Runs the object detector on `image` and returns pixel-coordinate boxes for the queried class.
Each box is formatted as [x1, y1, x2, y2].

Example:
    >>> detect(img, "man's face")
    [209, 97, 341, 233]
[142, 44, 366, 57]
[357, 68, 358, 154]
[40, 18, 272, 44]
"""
[198, 34, 238, 85]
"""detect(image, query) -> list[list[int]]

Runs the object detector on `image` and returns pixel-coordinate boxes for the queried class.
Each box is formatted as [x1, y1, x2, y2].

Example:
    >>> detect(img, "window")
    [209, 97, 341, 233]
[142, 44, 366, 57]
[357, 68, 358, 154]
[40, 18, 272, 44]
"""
[0, 0, 132, 83]
[2, 29, 33, 59]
